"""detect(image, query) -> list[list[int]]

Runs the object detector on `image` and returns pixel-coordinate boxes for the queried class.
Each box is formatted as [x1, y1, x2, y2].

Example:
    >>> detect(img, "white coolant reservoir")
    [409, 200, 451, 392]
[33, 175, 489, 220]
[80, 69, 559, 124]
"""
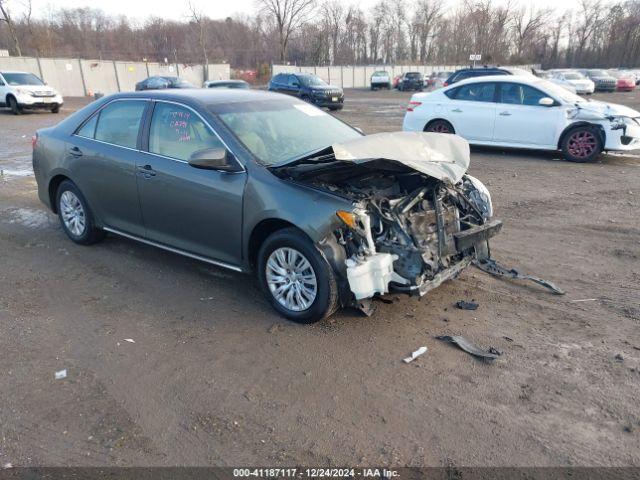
[346, 253, 405, 300]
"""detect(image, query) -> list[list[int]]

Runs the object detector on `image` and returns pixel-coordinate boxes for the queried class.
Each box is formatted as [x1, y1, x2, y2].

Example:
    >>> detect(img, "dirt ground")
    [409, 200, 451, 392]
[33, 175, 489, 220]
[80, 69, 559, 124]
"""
[1, 88, 639, 468]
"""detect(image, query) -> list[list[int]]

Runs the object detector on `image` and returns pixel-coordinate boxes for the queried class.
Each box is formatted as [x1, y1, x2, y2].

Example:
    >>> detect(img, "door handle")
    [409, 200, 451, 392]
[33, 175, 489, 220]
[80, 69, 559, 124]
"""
[68, 146, 83, 157]
[452, 108, 462, 113]
[138, 164, 156, 177]
[499, 111, 512, 116]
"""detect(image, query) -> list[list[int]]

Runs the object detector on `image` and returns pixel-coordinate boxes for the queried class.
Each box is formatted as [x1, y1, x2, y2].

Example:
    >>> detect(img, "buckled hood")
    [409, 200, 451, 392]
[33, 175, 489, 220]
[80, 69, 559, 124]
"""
[331, 131, 470, 184]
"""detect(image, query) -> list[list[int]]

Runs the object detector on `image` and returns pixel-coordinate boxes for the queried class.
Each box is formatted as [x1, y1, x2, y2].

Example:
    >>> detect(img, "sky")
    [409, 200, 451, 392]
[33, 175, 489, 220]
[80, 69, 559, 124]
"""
[12, 0, 583, 23]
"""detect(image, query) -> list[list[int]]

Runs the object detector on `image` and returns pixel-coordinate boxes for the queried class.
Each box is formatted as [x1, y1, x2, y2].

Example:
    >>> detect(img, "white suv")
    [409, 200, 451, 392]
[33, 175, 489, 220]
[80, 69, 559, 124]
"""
[0, 71, 63, 114]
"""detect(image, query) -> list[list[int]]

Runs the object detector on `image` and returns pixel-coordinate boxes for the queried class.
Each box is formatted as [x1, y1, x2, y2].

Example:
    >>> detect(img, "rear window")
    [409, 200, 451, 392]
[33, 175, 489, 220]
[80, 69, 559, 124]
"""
[93, 100, 147, 149]
[406, 73, 421, 79]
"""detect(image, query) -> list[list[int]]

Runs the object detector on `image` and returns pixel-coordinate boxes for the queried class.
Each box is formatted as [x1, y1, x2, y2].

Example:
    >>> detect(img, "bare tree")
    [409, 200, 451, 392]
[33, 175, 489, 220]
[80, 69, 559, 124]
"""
[187, 2, 209, 77]
[0, 0, 22, 55]
[256, 0, 315, 62]
[511, 6, 551, 60]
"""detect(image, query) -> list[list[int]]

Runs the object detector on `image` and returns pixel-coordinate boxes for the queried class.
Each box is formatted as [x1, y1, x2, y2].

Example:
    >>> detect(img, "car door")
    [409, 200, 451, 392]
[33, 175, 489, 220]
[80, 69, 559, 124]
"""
[136, 100, 246, 266]
[492, 82, 562, 146]
[445, 82, 497, 141]
[69, 99, 148, 236]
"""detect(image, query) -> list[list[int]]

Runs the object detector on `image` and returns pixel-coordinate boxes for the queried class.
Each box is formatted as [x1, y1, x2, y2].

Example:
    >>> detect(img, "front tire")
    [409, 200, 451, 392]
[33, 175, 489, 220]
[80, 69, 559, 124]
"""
[51, 104, 60, 113]
[561, 126, 602, 163]
[56, 180, 105, 245]
[257, 228, 339, 323]
[8, 96, 22, 115]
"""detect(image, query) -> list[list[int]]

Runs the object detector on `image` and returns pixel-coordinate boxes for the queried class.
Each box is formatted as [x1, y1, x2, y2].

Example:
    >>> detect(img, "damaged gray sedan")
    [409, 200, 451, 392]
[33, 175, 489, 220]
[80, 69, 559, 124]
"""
[33, 89, 500, 323]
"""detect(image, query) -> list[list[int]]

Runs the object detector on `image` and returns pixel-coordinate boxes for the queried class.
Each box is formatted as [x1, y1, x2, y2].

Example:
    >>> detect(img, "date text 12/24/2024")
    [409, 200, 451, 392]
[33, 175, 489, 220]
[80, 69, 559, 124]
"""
[233, 468, 399, 478]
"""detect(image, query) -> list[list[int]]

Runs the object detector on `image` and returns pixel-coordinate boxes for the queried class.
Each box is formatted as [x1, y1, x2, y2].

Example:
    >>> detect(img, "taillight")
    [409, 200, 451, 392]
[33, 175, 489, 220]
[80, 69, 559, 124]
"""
[407, 101, 422, 112]
[32, 133, 38, 149]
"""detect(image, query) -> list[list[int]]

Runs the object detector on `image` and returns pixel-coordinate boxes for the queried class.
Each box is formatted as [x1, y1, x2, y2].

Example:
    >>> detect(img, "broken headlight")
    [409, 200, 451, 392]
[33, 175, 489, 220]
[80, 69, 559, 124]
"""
[610, 116, 638, 130]
[465, 175, 493, 220]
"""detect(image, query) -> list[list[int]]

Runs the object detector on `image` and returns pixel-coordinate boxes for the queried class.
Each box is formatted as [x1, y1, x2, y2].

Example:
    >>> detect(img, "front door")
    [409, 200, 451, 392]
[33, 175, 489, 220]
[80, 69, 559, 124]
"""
[492, 82, 561, 146]
[136, 101, 246, 266]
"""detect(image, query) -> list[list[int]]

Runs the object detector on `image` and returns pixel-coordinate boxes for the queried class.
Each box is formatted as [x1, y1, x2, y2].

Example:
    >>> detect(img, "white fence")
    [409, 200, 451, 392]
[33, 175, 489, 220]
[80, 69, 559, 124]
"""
[0, 56, 231, 96]
[272, 64, 540, 88]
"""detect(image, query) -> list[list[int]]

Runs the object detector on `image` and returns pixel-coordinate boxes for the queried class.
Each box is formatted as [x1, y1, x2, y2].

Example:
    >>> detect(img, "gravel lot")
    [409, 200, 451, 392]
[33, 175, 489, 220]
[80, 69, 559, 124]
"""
[1, 89, 639, 467]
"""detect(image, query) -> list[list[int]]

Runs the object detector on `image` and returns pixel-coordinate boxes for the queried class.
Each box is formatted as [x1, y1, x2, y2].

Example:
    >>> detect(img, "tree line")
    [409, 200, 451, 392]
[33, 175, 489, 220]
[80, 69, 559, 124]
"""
[1, 0, 639, 70]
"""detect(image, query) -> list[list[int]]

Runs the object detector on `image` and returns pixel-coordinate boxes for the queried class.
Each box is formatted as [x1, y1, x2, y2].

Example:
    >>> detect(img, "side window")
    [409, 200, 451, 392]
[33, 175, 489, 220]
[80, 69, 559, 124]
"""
[500, 83, 548, 106]
[149, 102, 225, 161]
[76, 113, 99, 138]
[94, 100, 147, 148]
[288, 75, 299, 87]
[453, 83, 495, 102]
[444, 87, 459, 99]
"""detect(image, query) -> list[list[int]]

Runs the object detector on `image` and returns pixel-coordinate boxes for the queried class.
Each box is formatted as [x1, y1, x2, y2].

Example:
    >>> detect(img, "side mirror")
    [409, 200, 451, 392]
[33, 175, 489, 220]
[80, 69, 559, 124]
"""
[188, 148, 241, 172]
[538, 97, 555, 107]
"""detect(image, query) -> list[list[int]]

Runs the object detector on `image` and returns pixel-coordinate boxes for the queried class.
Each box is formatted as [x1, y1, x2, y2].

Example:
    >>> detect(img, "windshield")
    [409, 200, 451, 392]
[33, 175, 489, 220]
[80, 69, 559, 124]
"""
[588, 70, 608, 76]
[564, 73, 583, 80]
[536, 79, 584, 103]
[298, 75, 327, 87]
[2, 72, 44, 86]
[212, 99, 361, 166]
[406, 73, 421, 79]
[372, 71, 387, 77]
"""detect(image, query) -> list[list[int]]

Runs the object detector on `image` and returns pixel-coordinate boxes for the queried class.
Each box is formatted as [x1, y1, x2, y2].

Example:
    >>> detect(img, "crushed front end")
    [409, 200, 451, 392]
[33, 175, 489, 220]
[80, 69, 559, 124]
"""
[271, 132, 502, 308]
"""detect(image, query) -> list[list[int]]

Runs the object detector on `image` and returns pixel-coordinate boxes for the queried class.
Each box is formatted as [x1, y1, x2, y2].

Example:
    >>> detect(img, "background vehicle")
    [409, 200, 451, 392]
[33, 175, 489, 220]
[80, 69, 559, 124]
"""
[398, 72, 423, 91]
[444, 66, 533, 86]
[550, 71, 594, 94]
[203, 80, 250, 89]
[403, 75, 640, 162]
[608, 70, 636, 92]
[32, 89, 495, 323]
[427, 71, 453, 89]
[370, 71, 391, 90]
[392, 75, 402, 89]
[579, 69, 617, 92]
[267, 73, 344, 110]
[135, 76, 195, 91]
[0, 71, 63, 114]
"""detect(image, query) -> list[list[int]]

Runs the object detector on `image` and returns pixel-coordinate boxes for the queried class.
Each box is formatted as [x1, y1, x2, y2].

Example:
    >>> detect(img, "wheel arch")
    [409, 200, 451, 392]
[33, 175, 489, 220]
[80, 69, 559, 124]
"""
[424, 118, 455, 133]
[48, 174, 72, 214]
[557, 122, 605, 150]
[247, 218, 298, 270]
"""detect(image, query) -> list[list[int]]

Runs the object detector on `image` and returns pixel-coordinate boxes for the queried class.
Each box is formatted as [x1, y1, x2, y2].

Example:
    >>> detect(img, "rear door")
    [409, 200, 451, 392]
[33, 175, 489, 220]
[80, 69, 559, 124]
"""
[492, 82, 562, 146]
[445, 82, 497, 141]
[69, 99, 148, 236]
[136, 100, 246, 265]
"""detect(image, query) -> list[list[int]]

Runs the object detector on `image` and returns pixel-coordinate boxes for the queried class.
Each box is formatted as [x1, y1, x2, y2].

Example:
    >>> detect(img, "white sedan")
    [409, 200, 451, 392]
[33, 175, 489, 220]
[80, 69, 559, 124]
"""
[551, 71, 595, 94]
[402, 75, 640, 162]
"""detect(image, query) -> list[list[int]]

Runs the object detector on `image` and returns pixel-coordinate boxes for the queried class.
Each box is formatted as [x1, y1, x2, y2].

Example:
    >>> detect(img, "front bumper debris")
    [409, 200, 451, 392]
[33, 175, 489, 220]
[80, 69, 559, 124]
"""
[474, 258, 565, 295]
[453, 219, 502, 252]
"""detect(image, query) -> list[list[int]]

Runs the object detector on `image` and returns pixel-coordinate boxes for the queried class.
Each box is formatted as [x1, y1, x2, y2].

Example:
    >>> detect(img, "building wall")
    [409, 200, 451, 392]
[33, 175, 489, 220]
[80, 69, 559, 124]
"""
[0, 56, 230, 96]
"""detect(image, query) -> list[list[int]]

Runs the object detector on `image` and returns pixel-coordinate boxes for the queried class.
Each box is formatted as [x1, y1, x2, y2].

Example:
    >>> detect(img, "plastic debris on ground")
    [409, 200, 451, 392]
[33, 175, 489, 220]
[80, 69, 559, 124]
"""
[54, 369, 67, 380]
[403, 346, 428, 363]
[124, 338, 135, 343]
[456, 300, 479, 310]
[436, 335, 501, 360]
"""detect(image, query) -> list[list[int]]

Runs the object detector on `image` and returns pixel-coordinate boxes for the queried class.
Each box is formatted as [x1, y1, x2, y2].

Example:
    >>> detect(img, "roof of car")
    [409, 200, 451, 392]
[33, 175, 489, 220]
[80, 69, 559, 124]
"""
[0, 71, 32, 74]
[108, 88, 284, 106]
[449, 75, 545, 87]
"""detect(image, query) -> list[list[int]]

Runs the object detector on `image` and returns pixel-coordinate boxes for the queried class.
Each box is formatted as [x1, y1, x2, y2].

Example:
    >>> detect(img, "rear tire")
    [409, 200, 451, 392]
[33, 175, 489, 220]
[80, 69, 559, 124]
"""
[257, 227, 339, 323]
[561, 126, 602, 163]
[8, 96, 22, 115]
[56, 180, 105, 245]
[51, 104, 60, 113]
[425, 119, 455, 134]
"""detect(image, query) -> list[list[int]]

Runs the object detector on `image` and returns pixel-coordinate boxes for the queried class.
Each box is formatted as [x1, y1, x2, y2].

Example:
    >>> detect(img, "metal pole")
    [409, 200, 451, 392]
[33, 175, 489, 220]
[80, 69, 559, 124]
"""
[78, 58, 88, 96]
[113, 60, 121, 92]
[35, 54, 44, 81]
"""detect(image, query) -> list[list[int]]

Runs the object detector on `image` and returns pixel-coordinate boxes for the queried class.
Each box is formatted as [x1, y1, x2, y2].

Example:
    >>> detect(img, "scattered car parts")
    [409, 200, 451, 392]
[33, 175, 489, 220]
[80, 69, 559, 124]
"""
[436, 335, 501, 360]
[403, 346, 428, 363]
[474, 258, 565, 295]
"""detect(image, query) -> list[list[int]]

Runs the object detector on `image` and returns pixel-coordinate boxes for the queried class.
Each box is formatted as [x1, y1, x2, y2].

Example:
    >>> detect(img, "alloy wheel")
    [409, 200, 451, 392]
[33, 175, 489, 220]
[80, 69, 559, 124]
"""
[567, 130, 597, 159]
[265, 247, 317, 312]
[59, 190, 86, 237]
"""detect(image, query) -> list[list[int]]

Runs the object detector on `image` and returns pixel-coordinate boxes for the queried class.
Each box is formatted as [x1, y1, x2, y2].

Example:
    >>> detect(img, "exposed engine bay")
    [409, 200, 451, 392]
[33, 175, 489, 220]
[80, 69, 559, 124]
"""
[271, 132, 502, 304]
